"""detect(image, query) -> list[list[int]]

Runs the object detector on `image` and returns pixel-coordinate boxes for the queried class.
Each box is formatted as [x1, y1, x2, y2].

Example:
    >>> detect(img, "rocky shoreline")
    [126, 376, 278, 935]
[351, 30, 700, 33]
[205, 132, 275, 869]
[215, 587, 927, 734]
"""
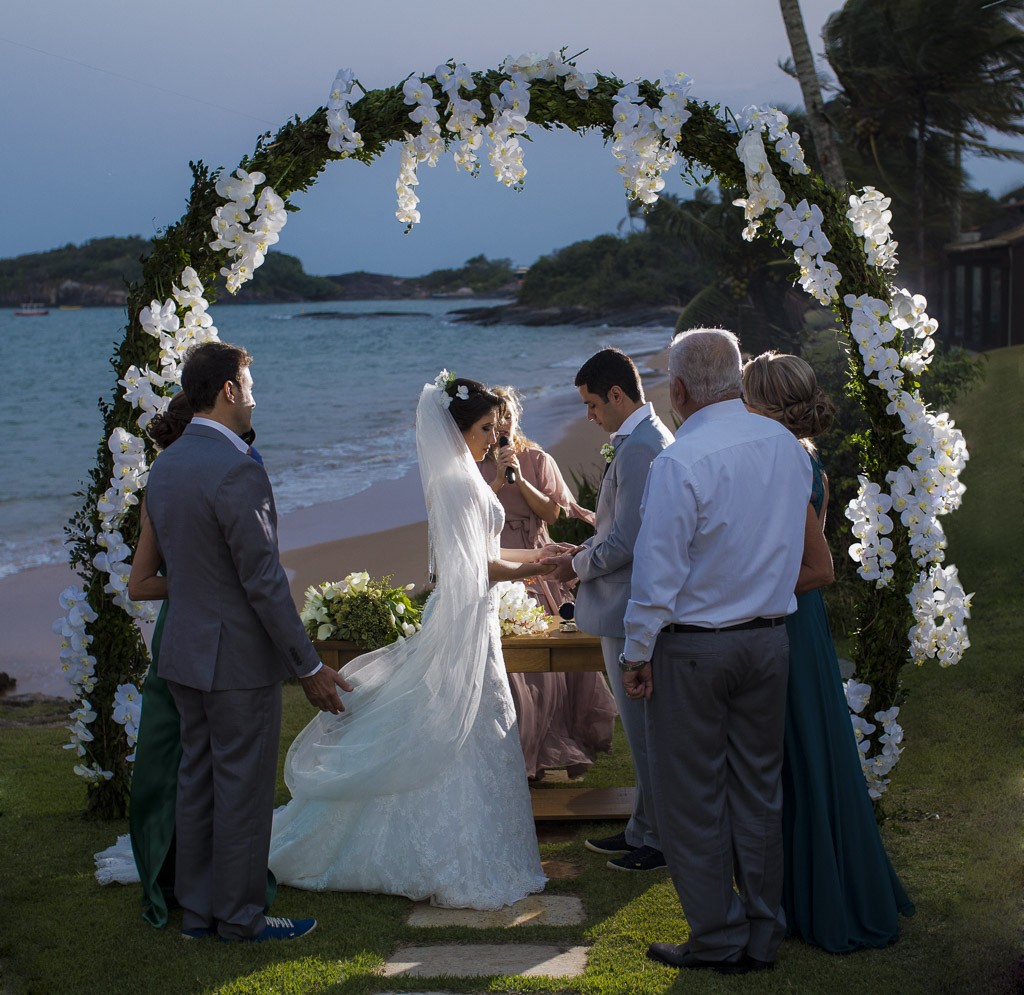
[446, 302, 683, 329]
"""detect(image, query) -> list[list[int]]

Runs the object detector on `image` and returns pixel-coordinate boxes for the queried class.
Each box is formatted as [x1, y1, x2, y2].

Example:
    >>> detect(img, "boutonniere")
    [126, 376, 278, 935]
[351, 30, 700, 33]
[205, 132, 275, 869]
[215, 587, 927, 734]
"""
[600, 442, 616, 463]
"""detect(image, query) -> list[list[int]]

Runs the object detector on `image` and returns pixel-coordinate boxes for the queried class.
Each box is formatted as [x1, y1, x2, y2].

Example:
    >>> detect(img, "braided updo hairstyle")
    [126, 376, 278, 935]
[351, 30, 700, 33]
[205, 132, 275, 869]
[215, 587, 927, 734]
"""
[444, 377, 501, 432]
[147, 391, 193, 450]
[742, 352, 836, 442]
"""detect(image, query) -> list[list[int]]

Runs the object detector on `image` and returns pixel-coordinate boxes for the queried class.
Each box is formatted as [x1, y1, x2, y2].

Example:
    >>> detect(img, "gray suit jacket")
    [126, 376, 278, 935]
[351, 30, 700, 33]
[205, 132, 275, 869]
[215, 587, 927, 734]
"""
[572, 412, 674, 637]
[146, 423, 320, 691]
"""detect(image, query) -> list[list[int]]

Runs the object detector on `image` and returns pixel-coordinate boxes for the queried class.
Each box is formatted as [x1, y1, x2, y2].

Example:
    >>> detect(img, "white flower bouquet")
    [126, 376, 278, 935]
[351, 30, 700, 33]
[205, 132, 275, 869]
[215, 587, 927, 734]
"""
[495, 581, 554, 637]
[302, 571, 423, 650]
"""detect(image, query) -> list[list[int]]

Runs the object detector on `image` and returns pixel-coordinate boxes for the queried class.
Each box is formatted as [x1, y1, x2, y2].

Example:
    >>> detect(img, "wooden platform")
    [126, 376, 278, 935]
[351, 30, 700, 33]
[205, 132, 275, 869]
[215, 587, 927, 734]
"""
[530, 786, 633, 822]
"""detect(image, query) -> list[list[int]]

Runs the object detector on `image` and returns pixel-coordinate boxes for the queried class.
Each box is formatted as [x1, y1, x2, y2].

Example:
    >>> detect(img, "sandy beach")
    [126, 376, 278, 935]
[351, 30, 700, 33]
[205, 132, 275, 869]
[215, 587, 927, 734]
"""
[0, 367, 673, 700]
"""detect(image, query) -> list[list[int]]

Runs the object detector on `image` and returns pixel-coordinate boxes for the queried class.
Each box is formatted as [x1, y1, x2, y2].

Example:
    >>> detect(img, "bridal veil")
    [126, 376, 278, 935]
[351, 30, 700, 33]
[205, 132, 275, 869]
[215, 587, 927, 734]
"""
[283, 382, 498, 799]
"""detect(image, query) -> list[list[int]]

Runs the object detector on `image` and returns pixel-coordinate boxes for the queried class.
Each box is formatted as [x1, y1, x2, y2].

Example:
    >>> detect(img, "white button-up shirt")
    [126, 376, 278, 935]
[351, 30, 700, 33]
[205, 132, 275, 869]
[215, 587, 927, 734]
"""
[623, 399, 812, 662]
[191, 416, 248, 453]
[612, 401, 655, 443]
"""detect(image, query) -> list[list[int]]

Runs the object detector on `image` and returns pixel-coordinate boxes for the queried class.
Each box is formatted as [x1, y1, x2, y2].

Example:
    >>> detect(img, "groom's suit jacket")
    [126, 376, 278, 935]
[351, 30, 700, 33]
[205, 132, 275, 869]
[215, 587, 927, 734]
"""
[572, 412, 674, 638]
[146, 422, 319, 691]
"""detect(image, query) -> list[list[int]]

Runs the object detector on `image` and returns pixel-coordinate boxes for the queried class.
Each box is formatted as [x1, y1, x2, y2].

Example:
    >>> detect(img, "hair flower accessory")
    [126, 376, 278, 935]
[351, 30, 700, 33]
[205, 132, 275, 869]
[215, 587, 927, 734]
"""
[455, 384, 469, 401]
[433, 368, 456, 407]
[600, 442, 616, 463]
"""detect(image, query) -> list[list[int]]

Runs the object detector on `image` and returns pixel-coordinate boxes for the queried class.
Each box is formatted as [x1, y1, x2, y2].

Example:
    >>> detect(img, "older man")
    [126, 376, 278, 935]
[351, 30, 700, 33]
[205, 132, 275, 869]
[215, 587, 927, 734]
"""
[620, 328, 811, 975]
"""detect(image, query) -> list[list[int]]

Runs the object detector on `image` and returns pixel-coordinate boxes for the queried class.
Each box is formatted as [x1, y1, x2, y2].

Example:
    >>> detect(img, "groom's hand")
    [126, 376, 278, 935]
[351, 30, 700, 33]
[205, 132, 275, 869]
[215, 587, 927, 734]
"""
[300, 666, 353, 714]
[538, 551, 578, 583]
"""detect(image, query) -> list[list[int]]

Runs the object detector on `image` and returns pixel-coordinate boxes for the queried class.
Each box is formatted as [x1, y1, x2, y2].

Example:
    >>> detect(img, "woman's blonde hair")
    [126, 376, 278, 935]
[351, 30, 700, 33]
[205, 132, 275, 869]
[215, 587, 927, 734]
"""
[742, 351, 835, 442]
[491, 385, 540, 453]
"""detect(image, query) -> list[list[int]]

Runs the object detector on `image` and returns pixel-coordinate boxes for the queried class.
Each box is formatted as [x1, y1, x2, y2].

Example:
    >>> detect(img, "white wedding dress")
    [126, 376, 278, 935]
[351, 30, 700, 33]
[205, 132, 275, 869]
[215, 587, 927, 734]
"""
[268, 382, 545, 909]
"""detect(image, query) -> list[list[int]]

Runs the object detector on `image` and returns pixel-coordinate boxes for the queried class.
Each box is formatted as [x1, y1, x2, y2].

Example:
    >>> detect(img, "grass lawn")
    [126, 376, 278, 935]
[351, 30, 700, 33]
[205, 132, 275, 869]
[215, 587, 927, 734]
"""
[1, 347, 1021, 995]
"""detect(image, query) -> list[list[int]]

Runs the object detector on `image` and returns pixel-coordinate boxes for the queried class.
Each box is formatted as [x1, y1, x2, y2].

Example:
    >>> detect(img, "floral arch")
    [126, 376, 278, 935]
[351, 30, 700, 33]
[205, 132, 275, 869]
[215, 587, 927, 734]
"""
[56, 52, 971, 818]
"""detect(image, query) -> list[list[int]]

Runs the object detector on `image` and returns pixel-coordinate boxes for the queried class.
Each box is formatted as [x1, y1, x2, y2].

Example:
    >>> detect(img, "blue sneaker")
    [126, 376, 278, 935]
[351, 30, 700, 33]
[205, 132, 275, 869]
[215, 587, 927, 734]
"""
[222, 915, 318, 943]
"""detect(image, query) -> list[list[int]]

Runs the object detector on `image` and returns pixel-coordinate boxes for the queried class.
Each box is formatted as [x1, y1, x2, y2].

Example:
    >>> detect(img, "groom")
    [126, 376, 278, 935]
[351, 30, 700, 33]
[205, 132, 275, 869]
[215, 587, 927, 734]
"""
[545, 348, 673, 872]
[146, 341, 350, 943]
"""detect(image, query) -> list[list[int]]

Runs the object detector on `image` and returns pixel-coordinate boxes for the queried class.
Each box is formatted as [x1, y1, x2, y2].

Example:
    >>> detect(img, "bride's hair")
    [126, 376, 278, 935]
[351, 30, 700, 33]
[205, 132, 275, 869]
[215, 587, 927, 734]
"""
[445, 378, 501, 432]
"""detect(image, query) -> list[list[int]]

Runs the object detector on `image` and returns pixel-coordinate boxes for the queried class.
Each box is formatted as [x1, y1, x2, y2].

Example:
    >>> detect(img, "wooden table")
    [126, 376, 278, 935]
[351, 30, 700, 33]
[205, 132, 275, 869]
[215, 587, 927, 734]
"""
[316, 632, 633, 822]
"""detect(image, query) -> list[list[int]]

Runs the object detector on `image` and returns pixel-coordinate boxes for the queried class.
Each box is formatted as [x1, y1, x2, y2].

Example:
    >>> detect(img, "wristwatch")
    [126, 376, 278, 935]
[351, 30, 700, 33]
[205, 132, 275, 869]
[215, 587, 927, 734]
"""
[618, 652, 647, 673]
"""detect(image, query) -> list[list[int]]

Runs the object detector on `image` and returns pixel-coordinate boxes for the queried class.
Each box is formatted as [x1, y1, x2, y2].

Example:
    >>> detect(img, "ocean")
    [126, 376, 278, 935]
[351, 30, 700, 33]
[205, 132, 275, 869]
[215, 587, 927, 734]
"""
[0, 299, 672, 580]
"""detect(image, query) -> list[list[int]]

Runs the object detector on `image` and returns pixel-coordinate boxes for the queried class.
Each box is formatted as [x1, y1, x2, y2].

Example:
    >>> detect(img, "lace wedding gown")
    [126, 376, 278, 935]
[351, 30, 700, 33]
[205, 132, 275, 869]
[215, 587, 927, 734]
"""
[268, 383, 546, 909]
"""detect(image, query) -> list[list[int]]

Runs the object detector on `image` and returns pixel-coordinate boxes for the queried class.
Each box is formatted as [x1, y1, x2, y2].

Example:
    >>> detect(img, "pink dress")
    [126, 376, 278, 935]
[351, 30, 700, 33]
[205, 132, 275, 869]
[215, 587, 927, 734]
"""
[480, 447, 617, 779]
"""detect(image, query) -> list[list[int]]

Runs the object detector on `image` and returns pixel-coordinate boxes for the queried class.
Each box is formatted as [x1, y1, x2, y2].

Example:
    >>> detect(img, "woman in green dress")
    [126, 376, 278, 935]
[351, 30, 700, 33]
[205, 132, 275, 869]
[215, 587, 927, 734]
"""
[742, 352, 915, 953]
[126, 392, 193, 927]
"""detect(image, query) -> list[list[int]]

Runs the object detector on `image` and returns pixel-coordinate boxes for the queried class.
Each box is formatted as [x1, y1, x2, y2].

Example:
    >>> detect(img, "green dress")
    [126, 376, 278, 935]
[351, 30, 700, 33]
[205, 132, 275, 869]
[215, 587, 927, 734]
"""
[128, 600, 180, 927]
[781, 454, 915, 952]
[128, 586, 277, 927]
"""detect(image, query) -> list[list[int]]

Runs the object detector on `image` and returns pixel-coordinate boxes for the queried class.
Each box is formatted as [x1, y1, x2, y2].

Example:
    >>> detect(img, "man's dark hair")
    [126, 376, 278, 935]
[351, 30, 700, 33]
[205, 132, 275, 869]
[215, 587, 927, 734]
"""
[181, 342, 253, 414]
[574, 348, 643, 403]
[445, 378, 501, 432]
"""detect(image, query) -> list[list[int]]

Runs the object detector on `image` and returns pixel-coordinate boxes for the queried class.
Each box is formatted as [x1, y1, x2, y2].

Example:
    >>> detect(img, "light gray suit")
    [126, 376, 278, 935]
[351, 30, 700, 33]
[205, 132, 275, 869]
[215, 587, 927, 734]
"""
[572, 412, 673, 849]
[147, 422, 320, 940]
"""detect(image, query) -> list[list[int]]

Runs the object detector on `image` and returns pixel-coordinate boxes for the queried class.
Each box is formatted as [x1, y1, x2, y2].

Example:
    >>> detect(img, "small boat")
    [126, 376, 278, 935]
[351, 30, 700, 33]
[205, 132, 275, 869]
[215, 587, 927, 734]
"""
[15, 303, 49, 316]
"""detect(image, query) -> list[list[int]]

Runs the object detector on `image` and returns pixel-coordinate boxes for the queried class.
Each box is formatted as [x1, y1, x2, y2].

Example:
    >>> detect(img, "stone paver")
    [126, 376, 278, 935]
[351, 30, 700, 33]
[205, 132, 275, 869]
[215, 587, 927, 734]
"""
[540, 858, 583, 879]
[408, 894, 584, 928]
[382, 943, 589, 978]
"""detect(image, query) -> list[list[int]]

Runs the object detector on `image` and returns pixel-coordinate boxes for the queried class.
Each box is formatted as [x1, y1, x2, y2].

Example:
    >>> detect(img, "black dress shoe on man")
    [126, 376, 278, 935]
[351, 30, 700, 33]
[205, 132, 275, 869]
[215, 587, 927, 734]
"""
[607, 844, 667, 871]
[647, 942, 750, 975]
[584, 830, 636, 855]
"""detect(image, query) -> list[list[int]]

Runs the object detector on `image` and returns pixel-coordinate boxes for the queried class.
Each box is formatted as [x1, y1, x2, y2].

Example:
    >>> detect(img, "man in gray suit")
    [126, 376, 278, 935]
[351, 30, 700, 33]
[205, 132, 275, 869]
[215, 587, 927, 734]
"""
[545, 348, 673, 872]
[146, 341, 350, 943]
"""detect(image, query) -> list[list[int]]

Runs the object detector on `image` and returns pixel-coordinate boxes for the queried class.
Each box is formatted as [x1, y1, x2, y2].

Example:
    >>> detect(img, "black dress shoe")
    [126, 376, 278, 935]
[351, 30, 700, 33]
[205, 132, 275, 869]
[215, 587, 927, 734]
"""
[647, 942, 750, 975]
[584, 830, 636, 855]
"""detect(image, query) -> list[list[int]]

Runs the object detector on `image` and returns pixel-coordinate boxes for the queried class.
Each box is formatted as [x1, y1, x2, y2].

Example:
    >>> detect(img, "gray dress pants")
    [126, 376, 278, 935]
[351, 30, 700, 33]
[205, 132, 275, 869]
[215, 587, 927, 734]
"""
[647, 626, 789, 963]
[601, 636, 660, 850]
[168, 681, 282, 940]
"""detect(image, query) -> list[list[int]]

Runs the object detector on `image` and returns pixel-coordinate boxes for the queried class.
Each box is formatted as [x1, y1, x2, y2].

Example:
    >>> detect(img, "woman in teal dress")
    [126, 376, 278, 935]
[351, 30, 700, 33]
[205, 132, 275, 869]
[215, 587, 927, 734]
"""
[126, 396, 272, 926]
[742, 352, 915, 953]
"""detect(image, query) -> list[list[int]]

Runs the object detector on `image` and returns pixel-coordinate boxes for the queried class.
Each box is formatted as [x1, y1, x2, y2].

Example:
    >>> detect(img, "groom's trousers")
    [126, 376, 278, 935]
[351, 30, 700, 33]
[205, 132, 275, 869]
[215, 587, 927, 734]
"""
[647, 626, 789, 964]
[168, 681, 282, 940]
[600, 636, 660, 850]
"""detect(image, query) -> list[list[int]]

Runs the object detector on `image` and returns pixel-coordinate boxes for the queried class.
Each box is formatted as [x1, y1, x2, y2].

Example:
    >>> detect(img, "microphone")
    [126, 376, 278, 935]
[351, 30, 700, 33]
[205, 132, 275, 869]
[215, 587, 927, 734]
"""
[498, 435, 516, 483]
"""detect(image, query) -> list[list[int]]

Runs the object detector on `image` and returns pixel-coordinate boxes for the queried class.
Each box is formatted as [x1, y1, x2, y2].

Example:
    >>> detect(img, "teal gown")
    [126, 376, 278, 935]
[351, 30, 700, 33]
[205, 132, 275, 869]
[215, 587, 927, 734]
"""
[128, 601, 180, 927]
[781, 454, 915, 952]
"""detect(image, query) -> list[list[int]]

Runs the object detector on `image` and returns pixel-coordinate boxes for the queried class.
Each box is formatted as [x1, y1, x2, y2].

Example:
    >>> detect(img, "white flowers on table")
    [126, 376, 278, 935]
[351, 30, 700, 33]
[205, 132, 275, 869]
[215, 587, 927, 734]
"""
[495, 581, 551, 637]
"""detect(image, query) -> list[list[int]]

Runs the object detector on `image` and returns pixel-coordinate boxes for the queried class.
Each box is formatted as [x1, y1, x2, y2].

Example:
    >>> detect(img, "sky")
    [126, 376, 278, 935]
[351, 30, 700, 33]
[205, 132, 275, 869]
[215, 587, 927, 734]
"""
[2, 0, 1022, 277]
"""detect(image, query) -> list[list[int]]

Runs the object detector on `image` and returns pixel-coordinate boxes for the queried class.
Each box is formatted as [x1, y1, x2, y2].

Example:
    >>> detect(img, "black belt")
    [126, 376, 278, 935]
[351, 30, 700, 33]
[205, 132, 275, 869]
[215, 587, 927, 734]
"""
[662, 617, 785, 634]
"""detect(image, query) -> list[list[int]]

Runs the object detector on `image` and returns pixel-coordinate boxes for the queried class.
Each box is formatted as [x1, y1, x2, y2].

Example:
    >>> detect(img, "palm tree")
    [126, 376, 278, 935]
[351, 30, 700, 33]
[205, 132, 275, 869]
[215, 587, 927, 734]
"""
[630, 191, 818, 356]
[779, 0, 849, 189]
[824, 0, 1024, 287]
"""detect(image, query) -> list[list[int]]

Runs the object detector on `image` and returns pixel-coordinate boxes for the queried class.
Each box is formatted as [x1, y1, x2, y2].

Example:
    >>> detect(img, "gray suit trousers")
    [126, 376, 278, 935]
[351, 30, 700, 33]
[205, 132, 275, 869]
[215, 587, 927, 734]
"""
[600, 636, 659, 849]
[168, 681, 283, 940]
[648, 627, 789, 963]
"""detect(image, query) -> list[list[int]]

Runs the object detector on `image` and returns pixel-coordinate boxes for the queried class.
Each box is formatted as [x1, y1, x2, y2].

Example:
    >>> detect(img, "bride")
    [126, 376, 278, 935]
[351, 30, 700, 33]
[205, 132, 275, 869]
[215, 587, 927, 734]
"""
[268, 373, 551, 909]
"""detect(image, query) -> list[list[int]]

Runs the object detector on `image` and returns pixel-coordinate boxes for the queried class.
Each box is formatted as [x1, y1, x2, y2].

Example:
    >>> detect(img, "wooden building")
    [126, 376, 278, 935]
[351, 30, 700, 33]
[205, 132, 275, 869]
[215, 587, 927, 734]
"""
[945, 205, 1024, 352]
